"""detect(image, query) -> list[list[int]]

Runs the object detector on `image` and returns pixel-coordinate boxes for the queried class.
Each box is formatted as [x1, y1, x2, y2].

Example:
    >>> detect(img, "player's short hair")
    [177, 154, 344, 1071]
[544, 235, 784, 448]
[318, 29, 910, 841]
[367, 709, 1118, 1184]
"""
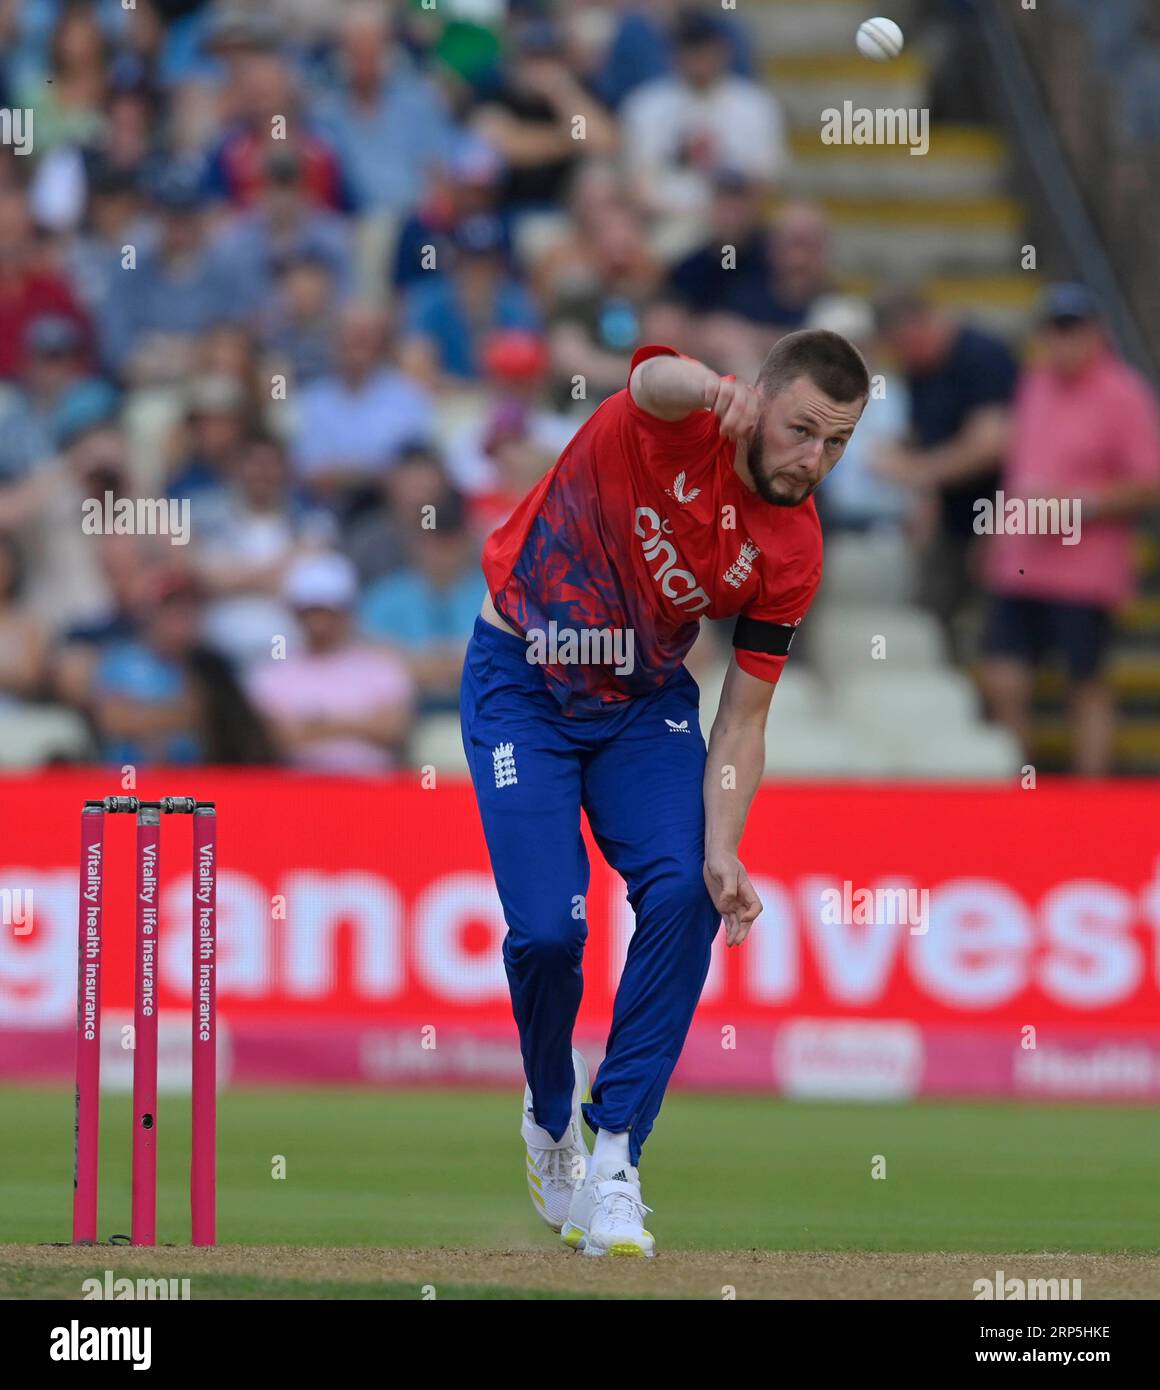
[756, 329, 870, 405]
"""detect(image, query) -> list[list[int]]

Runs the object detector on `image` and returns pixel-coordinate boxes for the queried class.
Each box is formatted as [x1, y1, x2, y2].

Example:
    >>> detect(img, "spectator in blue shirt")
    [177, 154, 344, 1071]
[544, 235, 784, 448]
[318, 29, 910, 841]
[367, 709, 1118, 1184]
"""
[91, 571, 206, 766]
[358, 490, 483, 713]
[97, 165, 243, 382]
[311, 2, 457, 214]
[399, 213, 541, 386]
[291, 304, 434, 500]
[211, 150, 353, 319]
[0, 315, 112, 482]
[391, 132, 508, 291]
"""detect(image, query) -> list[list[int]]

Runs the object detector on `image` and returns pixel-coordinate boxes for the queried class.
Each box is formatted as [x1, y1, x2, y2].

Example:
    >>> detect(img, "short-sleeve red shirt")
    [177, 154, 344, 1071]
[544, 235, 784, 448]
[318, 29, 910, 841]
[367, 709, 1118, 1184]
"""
[482, 344, 823, 714]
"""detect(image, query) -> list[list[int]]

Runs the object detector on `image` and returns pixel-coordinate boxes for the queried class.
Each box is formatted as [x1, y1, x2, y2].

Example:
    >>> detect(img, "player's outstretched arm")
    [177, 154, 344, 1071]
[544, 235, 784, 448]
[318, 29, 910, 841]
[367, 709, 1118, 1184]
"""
[629, 355, 763, 441]
[702, 656, 774, 946]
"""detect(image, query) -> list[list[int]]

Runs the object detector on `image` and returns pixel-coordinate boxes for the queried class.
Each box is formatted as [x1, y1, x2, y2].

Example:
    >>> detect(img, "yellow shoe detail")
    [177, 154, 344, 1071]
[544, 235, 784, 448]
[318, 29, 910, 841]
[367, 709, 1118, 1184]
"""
[607, 1242, 646, 1257]
[561, 1227, 584, 1250]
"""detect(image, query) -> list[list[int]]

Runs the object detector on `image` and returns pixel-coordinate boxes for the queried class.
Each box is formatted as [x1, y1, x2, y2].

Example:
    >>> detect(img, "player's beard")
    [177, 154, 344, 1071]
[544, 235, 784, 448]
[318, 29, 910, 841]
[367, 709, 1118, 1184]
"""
[744, 420, 812, 508]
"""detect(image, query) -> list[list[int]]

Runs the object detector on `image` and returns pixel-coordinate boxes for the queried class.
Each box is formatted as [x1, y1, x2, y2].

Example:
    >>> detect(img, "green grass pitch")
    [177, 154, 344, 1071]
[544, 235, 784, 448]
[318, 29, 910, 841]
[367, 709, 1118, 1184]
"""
[2, 1086, 1158, 1297]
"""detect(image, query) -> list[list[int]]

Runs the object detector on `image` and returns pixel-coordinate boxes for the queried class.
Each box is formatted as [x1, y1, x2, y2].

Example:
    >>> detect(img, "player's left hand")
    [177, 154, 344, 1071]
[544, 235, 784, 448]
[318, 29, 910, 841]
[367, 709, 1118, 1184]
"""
[703, 852, 762, 946]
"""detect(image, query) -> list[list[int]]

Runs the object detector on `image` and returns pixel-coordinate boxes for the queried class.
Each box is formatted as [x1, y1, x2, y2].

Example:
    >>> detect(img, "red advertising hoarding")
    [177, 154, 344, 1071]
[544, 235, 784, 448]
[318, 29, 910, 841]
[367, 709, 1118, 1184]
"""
[2, 772, 1159, 1100]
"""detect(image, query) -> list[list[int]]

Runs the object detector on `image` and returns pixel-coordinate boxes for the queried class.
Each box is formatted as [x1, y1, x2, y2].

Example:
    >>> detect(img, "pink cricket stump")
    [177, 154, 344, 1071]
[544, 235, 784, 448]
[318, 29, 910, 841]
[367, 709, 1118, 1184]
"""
[131, 803, 161, 1246]
[73, 802, 105, 1244]
[191, 804, 217, 1246]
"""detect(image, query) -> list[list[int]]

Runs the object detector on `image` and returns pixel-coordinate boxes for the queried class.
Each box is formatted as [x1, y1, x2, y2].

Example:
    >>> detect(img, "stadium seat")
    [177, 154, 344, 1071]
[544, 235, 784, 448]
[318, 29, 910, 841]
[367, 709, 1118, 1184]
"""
[697, 660, 828, 736]
[832, 668, 981, 735]
[763, 715, 893, 778]
[890, 724, 1024, 779]
[0, 705, 94, 768]
[810, 606, 946, 681]
[410, 714, 469, 775]
[816, 531, 917, 607]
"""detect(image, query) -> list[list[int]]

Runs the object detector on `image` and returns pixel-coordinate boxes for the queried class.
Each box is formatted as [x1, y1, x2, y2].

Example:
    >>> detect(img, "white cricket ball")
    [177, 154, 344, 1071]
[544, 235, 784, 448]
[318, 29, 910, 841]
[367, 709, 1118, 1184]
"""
[856, 17, 905, 61]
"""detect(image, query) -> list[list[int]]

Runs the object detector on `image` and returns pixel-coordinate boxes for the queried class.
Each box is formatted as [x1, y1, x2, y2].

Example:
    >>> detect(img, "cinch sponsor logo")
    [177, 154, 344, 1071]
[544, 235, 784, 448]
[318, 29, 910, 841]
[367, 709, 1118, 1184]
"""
[633, 507, 711, 614]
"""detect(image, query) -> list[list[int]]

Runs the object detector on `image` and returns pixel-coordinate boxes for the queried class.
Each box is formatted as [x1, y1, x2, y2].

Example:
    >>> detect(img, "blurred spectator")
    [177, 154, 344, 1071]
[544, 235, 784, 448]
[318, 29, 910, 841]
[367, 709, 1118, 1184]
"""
[667, 169, 777, 321]
[591, 2, 754, 111]
[97, 165, 242, 381]
[90, 570, 208, 766]
[15, 1, 109, 154]
[0, 532, 48, 705]
[52, 532, 157, 709]
[391, 132, 507, 291]
[471, 17, 618, 216]
[981, 285, 1160, 775]
[399, 212, 541, 386]
[0, 315, 108, 482]
[358, 491, 483, 715]
[194, 432, 336, 666]
[166, 375, 251, 512]
[343, 440, 454, 587]
[764, 202, 835, 329]
[669, 194, 834, 380]
[247, 551, 414, 772]
[205, 48, 352, 212]
[291, 305, 434, 498]
[621, 9, 786, 237]
[0, 188, 91, 380]
[195, 324, 267, 422]
[529, 159, 626, 304]
[64, 164, 149, 322]
[212, 149, 354, 317]
[261, 247, 341, 387]
[807, 296, 912, 533]
[874, 286, 1018, 654]
[311, 1, 457, 214]
[546, 199, 660, 407]
[88, 82, 159, 182]
[445, 329, 572, 521]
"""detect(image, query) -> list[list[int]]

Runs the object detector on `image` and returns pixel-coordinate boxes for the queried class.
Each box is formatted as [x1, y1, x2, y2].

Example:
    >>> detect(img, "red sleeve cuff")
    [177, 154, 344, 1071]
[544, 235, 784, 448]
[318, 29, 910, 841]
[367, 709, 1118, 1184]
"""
[733, 648, 788, 685]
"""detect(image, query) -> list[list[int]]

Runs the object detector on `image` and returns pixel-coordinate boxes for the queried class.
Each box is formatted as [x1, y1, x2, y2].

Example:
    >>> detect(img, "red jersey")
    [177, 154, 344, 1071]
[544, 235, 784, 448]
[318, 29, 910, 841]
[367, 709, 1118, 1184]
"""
[482, 344, 823, 715]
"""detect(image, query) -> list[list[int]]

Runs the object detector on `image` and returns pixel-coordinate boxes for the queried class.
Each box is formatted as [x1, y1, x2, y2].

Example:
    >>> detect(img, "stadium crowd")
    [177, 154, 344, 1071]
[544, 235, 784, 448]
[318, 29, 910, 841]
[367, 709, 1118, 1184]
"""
[0, 0, 1158, 775]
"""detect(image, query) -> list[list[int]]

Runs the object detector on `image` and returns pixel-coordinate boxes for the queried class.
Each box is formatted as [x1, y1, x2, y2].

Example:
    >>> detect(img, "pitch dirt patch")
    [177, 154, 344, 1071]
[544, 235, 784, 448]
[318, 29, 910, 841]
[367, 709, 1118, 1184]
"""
[4, 1246, 1160, 1299]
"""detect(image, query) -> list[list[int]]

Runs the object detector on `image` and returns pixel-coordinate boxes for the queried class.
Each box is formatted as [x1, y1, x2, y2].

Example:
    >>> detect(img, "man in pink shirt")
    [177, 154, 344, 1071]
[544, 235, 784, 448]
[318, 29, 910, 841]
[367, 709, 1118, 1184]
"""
[981, 285, 1160, 774]
[247, 551, 415, 773]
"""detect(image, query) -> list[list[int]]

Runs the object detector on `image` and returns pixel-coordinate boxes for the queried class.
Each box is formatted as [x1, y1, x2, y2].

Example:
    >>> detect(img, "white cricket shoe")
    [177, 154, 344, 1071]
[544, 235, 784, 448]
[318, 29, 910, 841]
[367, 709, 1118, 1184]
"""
[561, 1158, 655, 1258]
[522, 1048, 590, 1232]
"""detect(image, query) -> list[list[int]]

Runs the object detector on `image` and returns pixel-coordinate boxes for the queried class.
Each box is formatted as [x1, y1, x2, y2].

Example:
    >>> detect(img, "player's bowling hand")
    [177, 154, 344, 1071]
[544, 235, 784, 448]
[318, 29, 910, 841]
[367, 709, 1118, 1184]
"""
[704, 376, 762, 444]
[703, 852, 763, 946]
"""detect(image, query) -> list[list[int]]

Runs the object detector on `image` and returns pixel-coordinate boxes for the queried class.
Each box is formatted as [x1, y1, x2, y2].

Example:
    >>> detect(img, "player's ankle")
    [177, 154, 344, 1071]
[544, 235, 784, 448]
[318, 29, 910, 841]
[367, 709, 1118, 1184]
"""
[592, 1129, 630, 1168]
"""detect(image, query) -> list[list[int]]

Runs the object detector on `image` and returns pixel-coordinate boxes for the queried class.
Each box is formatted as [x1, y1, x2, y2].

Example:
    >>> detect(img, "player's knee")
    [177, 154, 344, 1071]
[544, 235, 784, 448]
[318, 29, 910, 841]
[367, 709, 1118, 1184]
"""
[507, 924, 585, 972]
[644, 868, 716, 930]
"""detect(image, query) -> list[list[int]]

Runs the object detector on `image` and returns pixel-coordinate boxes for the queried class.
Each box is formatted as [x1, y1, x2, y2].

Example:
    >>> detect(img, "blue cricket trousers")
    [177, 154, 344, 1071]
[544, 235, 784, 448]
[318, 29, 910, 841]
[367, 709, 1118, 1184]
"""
[460, 616, 722, 1165]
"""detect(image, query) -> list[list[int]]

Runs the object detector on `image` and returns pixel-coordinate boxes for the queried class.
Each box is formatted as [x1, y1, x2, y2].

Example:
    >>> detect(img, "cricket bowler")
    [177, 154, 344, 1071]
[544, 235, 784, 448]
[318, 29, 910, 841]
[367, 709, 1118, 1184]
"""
[460, 332, 870, 1255]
